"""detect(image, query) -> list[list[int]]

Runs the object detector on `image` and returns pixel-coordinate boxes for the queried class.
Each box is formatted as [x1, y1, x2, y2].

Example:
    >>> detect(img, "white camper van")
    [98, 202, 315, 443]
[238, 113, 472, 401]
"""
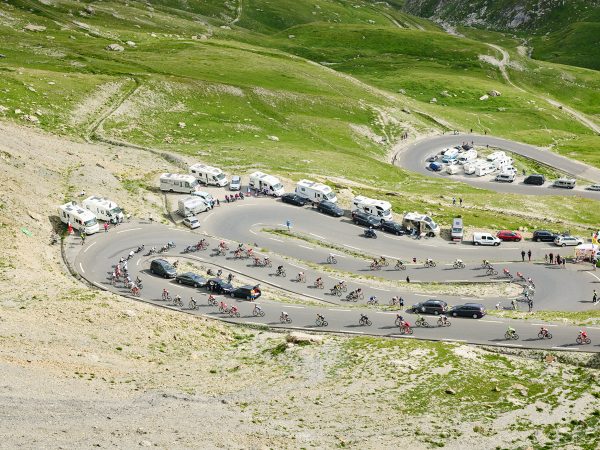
[486, 151, 506, 162]
[159, 173, 201, 194]
[352, 196, 393, 221]
[82, 196, 124, 224]
[458, 149, 477, 164]
[402, 212, 440, 237]
[177, 197, 210, 217]
[295, 179, 337, 203]
[58, 202, 99, 234]
[492, 156, 513, 170]
[464, 159, 485, 175]
[446, 164, 461, 175]
[248, 171, 285, 196]
[474, 162, 496, 177]
[189, 163, 229, 187]
[451, 217, 463, 241]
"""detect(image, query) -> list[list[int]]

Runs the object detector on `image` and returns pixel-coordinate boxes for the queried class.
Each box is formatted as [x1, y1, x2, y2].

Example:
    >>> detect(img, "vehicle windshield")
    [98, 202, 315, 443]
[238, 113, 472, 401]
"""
[273, 183, 283, 191]
[190, 180, 199, 188]
[84, 218, 98, 226]
[452, 227, 461, 233]
[110, 207, 122, 215]
[216, 173, 226, 180]
[381, 209, 391, 217]
[325, 192, 336, 200]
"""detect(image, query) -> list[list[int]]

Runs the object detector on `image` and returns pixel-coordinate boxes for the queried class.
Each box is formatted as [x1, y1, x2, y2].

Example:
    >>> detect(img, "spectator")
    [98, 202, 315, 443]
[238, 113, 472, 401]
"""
[521, 250, 526, 262]
[556, 254, 561, 265]
[544, 254, 548, 263]
[593, 290, 597, 304]
[459, 197, 463, 207]
[80, 230, 86, 245]
[399, 298, 404, 310]
[549, 252, 554, 264]
[528, 299, 533, 312]
[562, 258, 566, 268]
[103, 222, 109, 233]
[406, 276, 410, 283]
[452, 197, 456, 206]
[527, 249, 532, 262]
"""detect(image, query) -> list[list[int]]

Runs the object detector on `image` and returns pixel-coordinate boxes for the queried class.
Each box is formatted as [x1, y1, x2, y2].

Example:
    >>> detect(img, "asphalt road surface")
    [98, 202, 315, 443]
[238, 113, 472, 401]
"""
[397, 134, 600, 200]
[70, 195, 600, 353]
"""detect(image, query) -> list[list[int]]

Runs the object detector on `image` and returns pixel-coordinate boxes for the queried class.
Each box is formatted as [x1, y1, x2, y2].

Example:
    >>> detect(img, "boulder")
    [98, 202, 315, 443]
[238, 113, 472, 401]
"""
[286, 332, 323, 345]
[288, 35, 295, 39]
[267, 135, 279, 142]
[445, 388, 456, 395]
[106, 44, 124, 52]
[488, 90, 501, 97]
[21, 114, 39, 123]
[440, 90, 451, 97]
[125, 41, 136, 47]
[430, 97, 437, 104]
[24, 24, 46, 32]
[479, 94, 489, 101]
[178, 122, 186, 129]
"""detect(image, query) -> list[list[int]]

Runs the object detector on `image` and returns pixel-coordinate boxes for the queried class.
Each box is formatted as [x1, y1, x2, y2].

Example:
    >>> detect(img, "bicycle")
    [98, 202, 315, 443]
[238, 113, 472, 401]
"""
[189, 298, 199, 310]
[207, 296, 218, 306]
[314, 279, 324, 289]
[437, 317, 451, 327]
[345, 292, 359, 302]
[327, 255, 337, 264]
[367, 297, 378, 306]
[315, 316, 328, 327]
[378, 258, 389, 267]
[359, 315, 372, 326]
[576, 333, 591, 345]
[486, 267, 498, 276]
[330, 286, 342, 297]
[275, 268, 286, 277]
[415, 317, 429, 328]
[424, 260, 436, 268]
[370, 262, 381, 271]
[504, 330, 519, 340]
[161, 292, 171, 302]
[173, 296, 183, 308]
[398, 325, 413, 335]
[453, 260, 465, 269]
[394, 261, 406, 271]
[537, 330, 552, 339]
[227, 308, 241, 318]
[280, 314, 292, 324]
[253, 306, 265, 317]
[295, 274, 306, 283]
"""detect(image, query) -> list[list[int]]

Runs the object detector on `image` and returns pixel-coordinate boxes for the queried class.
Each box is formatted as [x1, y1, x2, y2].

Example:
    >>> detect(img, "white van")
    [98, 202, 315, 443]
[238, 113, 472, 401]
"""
[160, 173, 201, 194]
[248, 171, 285, 196]
[352, 195, 393, 221]
[402, 212, 440, 237]
[82, 196, 124, 223]
[492, 156, 513, 170]
[177, 197, 210, 217]
[553, 178, 576, 189]
[495, 172, 515, 183]
[58, 202, 99, 234]
[190, 190, 215, 207]
[487, 151, 506, 162]
[473, 232, 501, 246]
[458, 149, 477, 165]
[189, 163, 229, 187]
[474, 163, 496, 177]
[451, 217, 463, 241]
[296, 179, 337, 203]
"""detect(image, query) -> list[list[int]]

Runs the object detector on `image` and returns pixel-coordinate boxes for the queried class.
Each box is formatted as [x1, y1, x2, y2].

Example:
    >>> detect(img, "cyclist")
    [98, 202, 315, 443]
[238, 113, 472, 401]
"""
[379, 256, 386, 265]
[135, 275, 142, 285]
[425, 257, 434, 266]
[246, 247, 254, 257]
[356, 287, 362, 297]
[254, 256, 261, 266]
[368, 295, 377, 305]
[482, 259, 490, 267]
[131, 284, 140, 296]
[198, 239, 206, 249]
[338, 280, 346, 290]
[229, 305, 239, 315]
[276, 265, 285, 276]
[454, 258, 463, 266]
[219, 301, 227, 311]
[360, 313, 369, 322]
[396, 313, 404, 326]
[208, 294, 216, 303]
[174, 294, 181, 304]
[328, 252, 336, 262]
[511, 299, 517, 310]
[238, 242, 244, 249]
[162, 288, 169, 301]
[506, 326, 517, 337]
[539, 326, 549, 337]
[579, 330, 588, 340]
[439, 314, 449, 325]
[281, 311, 289, 322]
[317, 313, 325, 323]
[253, 304, 263, 314]
[297, 271, 305, 282]
[315, 277, 323, 288]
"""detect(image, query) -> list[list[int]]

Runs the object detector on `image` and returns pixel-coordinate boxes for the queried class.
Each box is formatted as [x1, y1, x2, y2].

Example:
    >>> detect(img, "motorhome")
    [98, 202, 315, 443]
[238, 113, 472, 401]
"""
[57, 202, 99, 234]
[189, 163, 229, 187]
[159, 173, 201, 194]
[474, 162, 496, 177]
[451, 217, 464, 241]
[441, 148, 459, 163]
[402, 212, 440, 237]
[492, 156, 513, 170]
[457, 149, 477, 164]
[446, 164, 461, 175]
[352, 196, 393, 221]
[295, 179, 337, 203]
[177, 197, 210, 217]
[463, 159, 486, 175]
[82, 196, 124, 223]
[248, 171, 285, 196]
[486, 151, 506, 162]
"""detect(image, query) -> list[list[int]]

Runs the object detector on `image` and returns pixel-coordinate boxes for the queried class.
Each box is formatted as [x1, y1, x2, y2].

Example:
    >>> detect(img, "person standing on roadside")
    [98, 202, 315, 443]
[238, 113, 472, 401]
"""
[527, 249, 532, 262]
[528, 298, 533, 312]
[459, 197, 463, 207]
[521, 250, 526, 262]
[452, 197, 456, 206]
[549, 252, 554, 264]
[80, 230, 86, 245]
[562, 258, 566, 269]
[556, 254, 561, 265]
[104, 222, 109, 233]
[593, 290, 597, 304]
[399, 297, 404, 310]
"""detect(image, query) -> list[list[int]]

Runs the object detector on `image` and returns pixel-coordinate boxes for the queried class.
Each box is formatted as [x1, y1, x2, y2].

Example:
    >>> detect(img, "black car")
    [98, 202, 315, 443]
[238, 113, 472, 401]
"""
[411, 299, 448, 315]
[524, 174, 545, 186]
[150, 258, 177, 278]
[206, 278, 234, 294]
[533, 230, 558, 242]
[380, 220, 406, 236]
[176, 272, 207, 288]
[230, 284, 262, 300]
[317, 200, 344, 217]
[351, 210, 381, 228]
[448, 303, 486, 319]
[281, 193, 310, 206]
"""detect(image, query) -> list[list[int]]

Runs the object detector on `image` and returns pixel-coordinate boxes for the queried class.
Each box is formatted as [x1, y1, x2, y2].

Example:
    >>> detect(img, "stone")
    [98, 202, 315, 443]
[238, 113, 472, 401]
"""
[288, 34, 295, 39]
[398, 88, 406, 94]
[24, 24, 46, 32]
[445, 388, 456, 395]
[106, 44, 124, 52]
[479, 94, 489, 101]
[267, 135, 279, 142]
[488, 90, 501, 97]
[21, 114, 39, 123]
[0, 105, 8, 113]
[430, 97, 437, 103]
[401, 107, 411, 114]
[85, 5, 95, 14]
[125, 41, 136, 47]
[139, 440, 152, 447]
[286, 332, 323, 345]
[178, 122, 186, 129]
[440, 90, 451, 97]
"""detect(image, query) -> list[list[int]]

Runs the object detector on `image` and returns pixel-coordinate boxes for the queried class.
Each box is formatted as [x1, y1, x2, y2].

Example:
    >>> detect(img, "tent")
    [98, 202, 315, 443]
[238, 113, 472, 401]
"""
[575, 243, 598, 261]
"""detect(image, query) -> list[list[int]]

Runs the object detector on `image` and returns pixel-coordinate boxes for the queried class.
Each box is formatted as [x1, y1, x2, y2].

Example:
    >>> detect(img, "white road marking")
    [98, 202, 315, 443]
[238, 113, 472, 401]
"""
[414, 294, 428, 297]
[376, 311, 397, 315]
[372, 287, 390, 292]
[298, 245, 313, 250]
[79, 263, 85, 273]
[329, 308, 351, 312]
[289, 263, 307, 270]
[553, 346, 579, 351]
[532, 323, 557, 327]
[284, 305, 305, 309]
[586, 271, 600, 282]
[390, 334, 415, 338]
[310, 233, 325, 239]
[480, 319, 502, 323]
[116, 227, 142, 234]
[202, 212, 214, 222]
[461, 297, 473, 300]
[453, 280, 469, 282]
[251, 223, 264, 227]
[269, 238, 283, 243]
[83, 241, 96, 253]
[249, 229, 257, 235]
[344, 244, 360, 250]
[345, 331, 365, 334]
[500, 343, 523, 347]
[587, 326, 600, 330]
[92, 281, 103, 289]
[136, 259, 141, 266]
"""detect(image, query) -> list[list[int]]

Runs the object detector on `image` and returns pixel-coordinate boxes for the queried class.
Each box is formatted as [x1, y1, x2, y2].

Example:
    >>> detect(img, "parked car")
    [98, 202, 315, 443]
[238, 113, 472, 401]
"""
[150, 259, 177, 278]
[586, 184, 600, 191]
[554, 235, 584, 247]
[496, 230, 522, 242]
[281, 193, 310, 206]
[411, 299, 448, 315]
[524, 174, 545, 186]
[230, 284, 261, 300]
[175, 272, 207, 288]
[532, 230, 558, 242]
[495, 172, 515, 183]
[380, 220, 406, 236]
[428, 162, 443, 172]
[317, 200, 344, 217]
[206, 278, 234, 294]
[351, 210, 382, 228]
[473, 232, 501, 246]
[182, 216, 201, 229]
[553, 178, 576, 189]
[229, 175, 242, 191]
[448, 303, 486, 319]
[426, 155, 438, 162]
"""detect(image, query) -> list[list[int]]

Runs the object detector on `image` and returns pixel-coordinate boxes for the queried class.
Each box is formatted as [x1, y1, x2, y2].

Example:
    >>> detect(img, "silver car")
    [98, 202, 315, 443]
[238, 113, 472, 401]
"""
[554, 235, 583, 247]
[229, 175, 241, 191]
[586, 184, 600, 191]
[183, 217, 201, 229]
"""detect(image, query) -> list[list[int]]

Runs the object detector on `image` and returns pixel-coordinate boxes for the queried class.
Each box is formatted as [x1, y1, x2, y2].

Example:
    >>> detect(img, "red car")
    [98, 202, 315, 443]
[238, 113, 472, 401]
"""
[496, 230, 522, 242]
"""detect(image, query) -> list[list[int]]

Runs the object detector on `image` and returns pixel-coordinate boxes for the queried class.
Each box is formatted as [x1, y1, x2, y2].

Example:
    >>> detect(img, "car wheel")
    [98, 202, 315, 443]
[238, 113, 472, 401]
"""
[230, 292, 235, 298]
[177, 279, 181, 284]
[452, 312, 458, 317]
[516, 238, 521, 242]
[473, 314, 478, 319]
[562, 243, 566, 247]
[396, 231, 400, 236]
[151, 269, 155, 274]
[194, 283, 199, 288]
[434, 311, 439, 315]
[495, 242, 500, 246]
[534, 237, 539, 242]
[421, 307, 426, 313]
[474, 242, 480, 246]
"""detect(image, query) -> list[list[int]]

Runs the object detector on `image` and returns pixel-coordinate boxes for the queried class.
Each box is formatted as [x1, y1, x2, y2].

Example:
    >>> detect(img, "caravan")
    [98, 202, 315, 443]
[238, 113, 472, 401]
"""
[58, 202, 99, 234]
[458, 149, 477, 164]
[189, 163, 229, 187]
[352, 196, 393, 221]
[248, 171, 285, 196]
[402, 212, 440, 237]
[177, 197, 211, 217]
[82, 196, 124, 224]
[474, 162, 496, 177]
[486, 151, 506, 162]
[295, 179, 337, 203]
[160, 173, 202, 194]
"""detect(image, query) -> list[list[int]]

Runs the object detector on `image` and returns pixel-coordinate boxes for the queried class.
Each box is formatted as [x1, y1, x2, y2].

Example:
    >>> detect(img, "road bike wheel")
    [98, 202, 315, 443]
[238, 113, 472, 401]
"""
[546, 333, 552, 339]
[366, 320, 372, 326]
[323, 321, 328, 327]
